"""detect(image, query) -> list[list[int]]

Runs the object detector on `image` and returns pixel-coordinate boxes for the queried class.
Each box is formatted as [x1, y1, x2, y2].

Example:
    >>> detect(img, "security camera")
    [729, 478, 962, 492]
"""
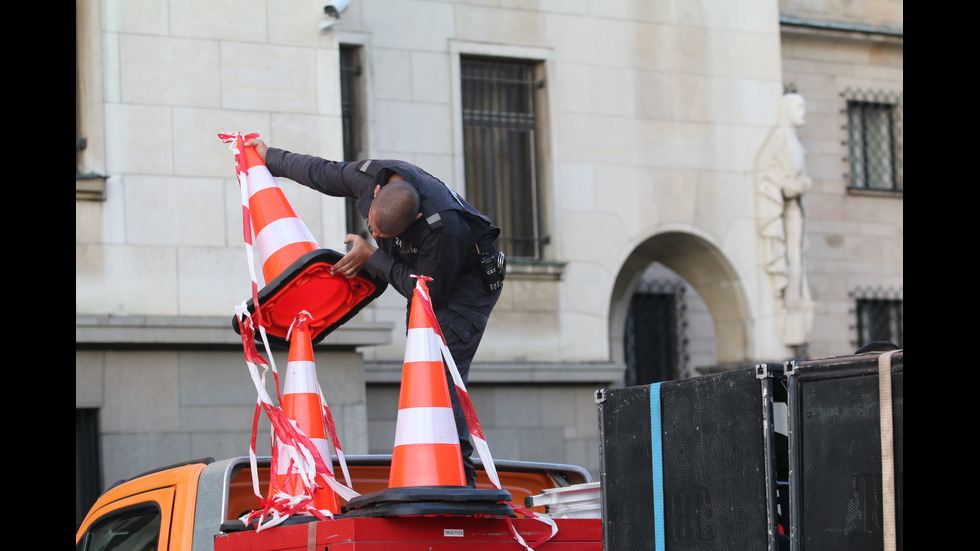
[319, 0, 349, 32]
[324, 0, 350, 19]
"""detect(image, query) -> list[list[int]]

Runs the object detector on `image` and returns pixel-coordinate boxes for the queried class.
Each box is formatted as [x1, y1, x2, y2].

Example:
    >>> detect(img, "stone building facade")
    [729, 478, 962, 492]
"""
[76, 0, 902, 524]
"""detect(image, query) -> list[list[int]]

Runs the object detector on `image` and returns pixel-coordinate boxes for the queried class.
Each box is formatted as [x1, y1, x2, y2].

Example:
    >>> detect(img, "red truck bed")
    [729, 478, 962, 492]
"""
[214, 516, 602, 550]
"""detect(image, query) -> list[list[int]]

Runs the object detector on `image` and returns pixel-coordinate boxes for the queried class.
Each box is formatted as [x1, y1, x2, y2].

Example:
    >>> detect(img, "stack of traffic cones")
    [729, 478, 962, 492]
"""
[267, 313, 341, 516]
[344, 277, 513, 518]
[221, 132, 386, 347]
[221, 132, 373, 527]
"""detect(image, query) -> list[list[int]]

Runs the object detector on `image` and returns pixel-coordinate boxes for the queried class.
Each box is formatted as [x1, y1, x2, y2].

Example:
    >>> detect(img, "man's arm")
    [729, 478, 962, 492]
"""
[245, 138, 364, 200]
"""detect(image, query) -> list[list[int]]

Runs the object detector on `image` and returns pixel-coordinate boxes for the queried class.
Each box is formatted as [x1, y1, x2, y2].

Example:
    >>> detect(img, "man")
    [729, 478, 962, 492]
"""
[246, 139, 503, 487]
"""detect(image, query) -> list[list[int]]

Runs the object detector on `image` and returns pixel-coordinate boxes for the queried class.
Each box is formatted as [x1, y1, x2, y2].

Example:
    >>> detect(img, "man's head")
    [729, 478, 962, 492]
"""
[369, 181, 421, 239]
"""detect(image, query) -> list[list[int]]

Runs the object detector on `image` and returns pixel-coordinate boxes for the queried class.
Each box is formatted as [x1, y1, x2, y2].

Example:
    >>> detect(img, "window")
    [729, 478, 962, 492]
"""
[624, 279, 689, 386]
[77, 408, 103, 531]
[852, 288, 903, 348]
[80, 504, 162, 551]
[76, 0, 107, 200]
[76, 46, 85, 173]
[340, 44, 368, 239]
[461, 56, 545, 259]
[844, 89, 903, 192]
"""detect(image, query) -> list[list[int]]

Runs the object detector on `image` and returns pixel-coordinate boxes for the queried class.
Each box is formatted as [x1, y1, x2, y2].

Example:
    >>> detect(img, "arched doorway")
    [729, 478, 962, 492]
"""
[610, 231, 751, 383]
[623, 262, 716, 385]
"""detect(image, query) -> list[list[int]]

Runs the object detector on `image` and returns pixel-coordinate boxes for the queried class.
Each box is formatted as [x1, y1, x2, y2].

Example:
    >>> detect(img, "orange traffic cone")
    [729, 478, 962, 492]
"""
[268, 314, 341, 515]
[343, 277, 513, 518]
[221, 132, 387, 348]
[388, 278, 466, 488]
[237, 137, 319, 285]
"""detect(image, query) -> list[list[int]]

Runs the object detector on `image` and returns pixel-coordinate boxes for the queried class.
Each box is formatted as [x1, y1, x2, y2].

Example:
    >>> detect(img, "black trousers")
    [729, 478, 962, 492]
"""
[434, 274, 502, 487]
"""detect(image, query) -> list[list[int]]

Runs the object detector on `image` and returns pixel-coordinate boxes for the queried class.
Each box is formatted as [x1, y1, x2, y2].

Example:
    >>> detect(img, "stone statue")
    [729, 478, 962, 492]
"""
[756, 93, 813, 346]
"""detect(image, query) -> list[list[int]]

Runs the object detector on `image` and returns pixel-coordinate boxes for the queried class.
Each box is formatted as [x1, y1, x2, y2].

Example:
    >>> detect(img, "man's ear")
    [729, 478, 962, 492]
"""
[373, 185, 381, 198]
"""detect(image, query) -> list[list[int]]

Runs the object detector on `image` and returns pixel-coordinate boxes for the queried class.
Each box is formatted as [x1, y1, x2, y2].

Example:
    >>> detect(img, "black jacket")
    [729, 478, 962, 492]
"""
[265, 149, 499, 310]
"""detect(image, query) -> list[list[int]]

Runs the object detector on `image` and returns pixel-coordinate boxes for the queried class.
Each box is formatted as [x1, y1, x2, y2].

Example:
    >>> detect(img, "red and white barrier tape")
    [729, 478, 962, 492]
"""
[219, 132, 265, 330]
[411, 276, 559, 551]
[222, 132, 358, 531]
[234, 308, 360, 531]
[285, 312, 354, 488]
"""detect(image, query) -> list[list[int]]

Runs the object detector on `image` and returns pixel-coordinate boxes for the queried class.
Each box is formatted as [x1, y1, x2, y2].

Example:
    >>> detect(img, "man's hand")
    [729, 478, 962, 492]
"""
[244, 138, 269, 162]
[333, 234, 377, 278]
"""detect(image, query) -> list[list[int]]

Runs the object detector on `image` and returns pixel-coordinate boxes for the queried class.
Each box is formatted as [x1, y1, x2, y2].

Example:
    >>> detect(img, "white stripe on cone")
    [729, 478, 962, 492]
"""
[245, 164, 279, 193]
[405, 327, 442, 362]
[283, 361, 319, 394]
[255, 217, 318, 264]
[394, 407, 459, 446]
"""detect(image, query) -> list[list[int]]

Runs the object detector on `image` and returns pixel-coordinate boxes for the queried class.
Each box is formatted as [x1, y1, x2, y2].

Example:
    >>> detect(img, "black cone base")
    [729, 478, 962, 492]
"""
[344, 486, 514, 518]
[231, 249, 387, 348]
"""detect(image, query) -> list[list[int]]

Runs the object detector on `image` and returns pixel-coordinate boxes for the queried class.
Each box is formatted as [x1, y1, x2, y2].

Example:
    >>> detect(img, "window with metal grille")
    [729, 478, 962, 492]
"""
[461, 56, 545, 259]
[340, 44, 369, 239]
[852, 288, 903, 348]
[844, 89, 903, 192]
[624, 280, 689, 386]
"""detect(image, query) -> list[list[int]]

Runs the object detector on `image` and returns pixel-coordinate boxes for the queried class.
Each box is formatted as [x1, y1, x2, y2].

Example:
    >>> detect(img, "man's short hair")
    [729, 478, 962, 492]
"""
[372, 181, 421, 236]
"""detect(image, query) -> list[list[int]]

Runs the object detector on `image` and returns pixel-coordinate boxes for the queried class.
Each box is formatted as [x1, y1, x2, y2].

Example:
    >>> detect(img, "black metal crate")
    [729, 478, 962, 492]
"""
[787, 350, 903, 551]
[597, 367, 785, 550]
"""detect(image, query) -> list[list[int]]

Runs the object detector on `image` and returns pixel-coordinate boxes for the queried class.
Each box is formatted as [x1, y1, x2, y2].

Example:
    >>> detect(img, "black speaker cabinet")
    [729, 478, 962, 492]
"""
[787, 350, 903, 551]
[597, 367, 784, 551]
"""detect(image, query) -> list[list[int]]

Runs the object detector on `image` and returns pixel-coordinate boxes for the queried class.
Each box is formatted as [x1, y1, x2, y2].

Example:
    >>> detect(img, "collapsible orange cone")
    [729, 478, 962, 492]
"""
[269, 314, 340, 514]
[388, 278, 466, 488]
[237, 138, 319, 285]
[222, 132, 387, 348]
